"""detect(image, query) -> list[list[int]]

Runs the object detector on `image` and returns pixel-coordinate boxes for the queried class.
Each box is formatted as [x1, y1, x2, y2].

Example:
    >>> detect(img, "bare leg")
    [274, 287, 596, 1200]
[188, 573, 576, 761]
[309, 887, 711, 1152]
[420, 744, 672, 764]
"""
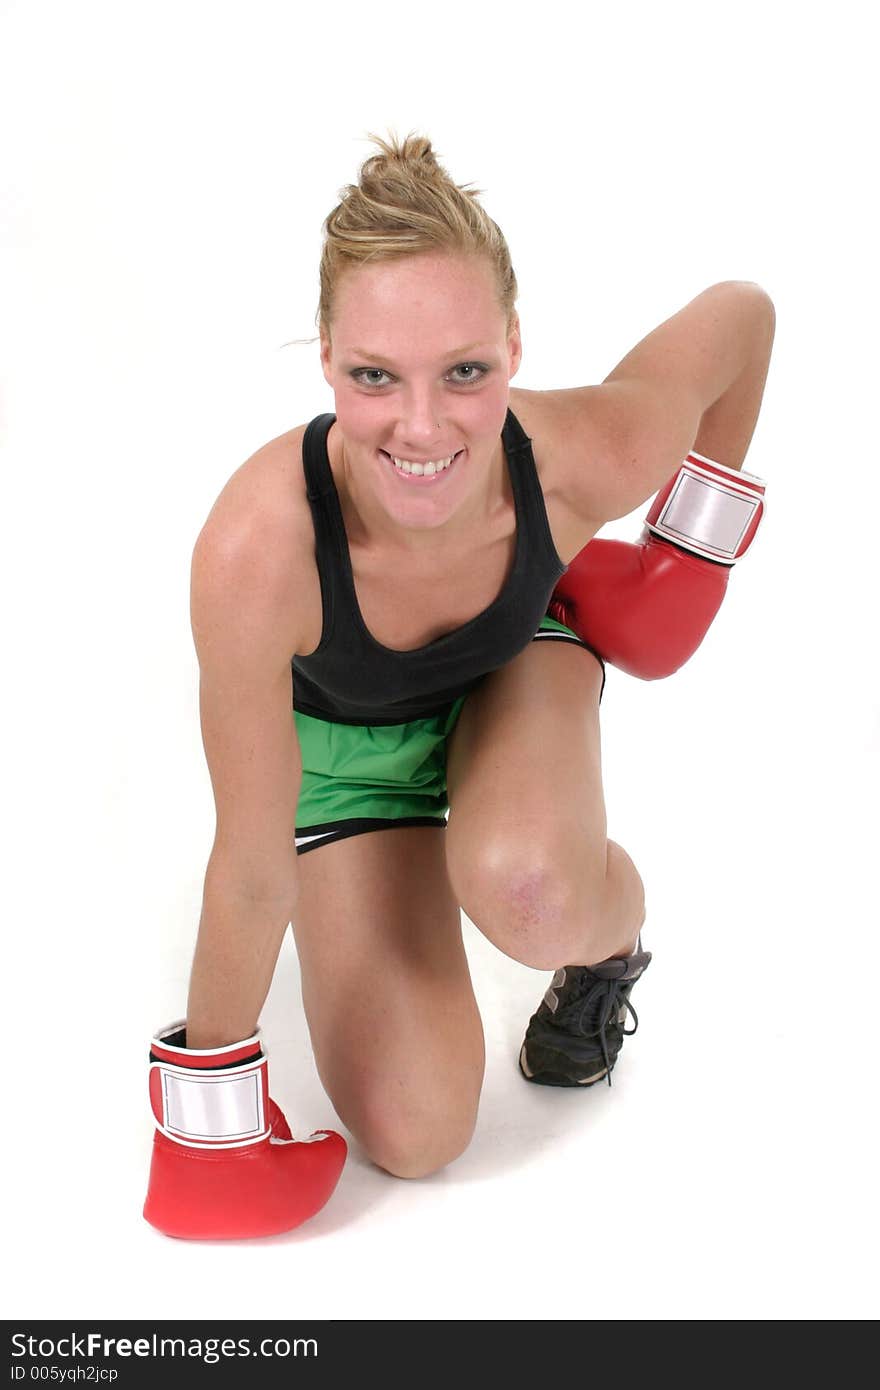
[445, 639, 645, 969]
[291, 826, 485, 1180]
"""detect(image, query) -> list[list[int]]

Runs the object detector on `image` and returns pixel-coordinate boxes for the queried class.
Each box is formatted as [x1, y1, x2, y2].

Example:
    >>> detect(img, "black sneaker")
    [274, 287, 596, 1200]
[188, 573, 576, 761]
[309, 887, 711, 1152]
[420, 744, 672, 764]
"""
[519, 942, 652, 1087]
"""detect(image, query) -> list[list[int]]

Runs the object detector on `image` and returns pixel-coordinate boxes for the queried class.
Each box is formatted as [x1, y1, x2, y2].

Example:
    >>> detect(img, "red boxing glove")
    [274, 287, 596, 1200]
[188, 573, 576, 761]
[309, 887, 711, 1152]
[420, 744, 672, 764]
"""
[144, 1021, 347, 1240]
[549, 451, 766, 679]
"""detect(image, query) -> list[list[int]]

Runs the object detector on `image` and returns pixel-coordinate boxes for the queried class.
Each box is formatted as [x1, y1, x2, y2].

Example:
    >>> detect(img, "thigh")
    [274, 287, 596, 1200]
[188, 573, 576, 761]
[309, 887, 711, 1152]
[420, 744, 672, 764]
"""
[444, 637, 607, 905]
[291, 825, 485, 1175]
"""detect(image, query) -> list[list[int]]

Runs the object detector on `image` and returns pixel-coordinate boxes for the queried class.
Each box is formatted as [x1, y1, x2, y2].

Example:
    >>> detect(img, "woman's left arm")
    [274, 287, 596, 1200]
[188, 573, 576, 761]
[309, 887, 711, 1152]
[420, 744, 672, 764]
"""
[555, 281, 776, 525]
[688, 287, 777, 470]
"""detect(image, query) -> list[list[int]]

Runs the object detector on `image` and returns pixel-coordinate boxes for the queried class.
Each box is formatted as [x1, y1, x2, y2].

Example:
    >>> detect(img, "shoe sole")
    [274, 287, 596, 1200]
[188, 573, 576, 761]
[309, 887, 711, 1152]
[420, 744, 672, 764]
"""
[518, 1042, 609, 1088]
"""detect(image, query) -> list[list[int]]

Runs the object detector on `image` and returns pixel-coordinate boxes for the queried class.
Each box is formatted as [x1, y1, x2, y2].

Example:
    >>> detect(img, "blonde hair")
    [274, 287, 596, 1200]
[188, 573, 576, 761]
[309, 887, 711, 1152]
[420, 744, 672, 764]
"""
[315, 130, 518, 341]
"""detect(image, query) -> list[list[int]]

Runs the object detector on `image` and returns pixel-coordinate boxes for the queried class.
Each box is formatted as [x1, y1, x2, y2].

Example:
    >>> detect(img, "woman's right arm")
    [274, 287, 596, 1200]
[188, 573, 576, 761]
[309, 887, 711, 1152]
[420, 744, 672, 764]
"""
[184, 504, 305, 1048]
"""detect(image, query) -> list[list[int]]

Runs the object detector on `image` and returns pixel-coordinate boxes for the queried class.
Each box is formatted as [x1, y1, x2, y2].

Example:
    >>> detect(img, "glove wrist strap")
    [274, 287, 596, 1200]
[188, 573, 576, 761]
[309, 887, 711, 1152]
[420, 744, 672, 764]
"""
[644, 451, 766, 565]
[149, 1018, 271, 1149]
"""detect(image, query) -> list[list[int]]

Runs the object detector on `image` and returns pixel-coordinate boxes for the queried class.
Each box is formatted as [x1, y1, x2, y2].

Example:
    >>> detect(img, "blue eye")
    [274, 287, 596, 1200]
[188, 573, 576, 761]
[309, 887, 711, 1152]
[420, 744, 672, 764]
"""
[350, 368, 393, 387]
[448, 362, 488, 384]
[350, 363, 489, 389]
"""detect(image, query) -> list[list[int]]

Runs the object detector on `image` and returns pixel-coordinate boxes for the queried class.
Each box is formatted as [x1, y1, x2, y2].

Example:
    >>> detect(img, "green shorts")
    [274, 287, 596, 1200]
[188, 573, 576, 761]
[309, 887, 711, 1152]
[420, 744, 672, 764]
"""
[294, 614, 604, 854]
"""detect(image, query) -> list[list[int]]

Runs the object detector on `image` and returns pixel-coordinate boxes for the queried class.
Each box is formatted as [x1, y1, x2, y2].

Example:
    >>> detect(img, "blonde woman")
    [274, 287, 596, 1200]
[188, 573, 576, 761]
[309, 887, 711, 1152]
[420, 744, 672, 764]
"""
[144, 132, 774, 1239]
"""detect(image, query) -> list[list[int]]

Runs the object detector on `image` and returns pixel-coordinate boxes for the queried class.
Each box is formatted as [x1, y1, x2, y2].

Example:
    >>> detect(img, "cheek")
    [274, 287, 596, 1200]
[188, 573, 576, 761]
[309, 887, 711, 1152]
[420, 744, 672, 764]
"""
[333, 393, 387, 442]
[483, 376, 514, 415]
[463, 379, 513, 436]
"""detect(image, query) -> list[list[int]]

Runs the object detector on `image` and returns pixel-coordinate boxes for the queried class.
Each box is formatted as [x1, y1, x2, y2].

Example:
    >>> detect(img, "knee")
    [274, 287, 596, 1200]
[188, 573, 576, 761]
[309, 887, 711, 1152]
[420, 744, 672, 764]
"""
[452, 839, 606, 969]
[346, 1085, 480, 1180]
[370, 1128, 475, 1180]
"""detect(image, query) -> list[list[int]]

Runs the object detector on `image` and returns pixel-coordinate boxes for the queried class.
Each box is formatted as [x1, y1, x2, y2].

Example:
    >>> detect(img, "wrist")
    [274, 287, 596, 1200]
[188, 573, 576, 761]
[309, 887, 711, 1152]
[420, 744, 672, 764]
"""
[644, 451, 766, 565]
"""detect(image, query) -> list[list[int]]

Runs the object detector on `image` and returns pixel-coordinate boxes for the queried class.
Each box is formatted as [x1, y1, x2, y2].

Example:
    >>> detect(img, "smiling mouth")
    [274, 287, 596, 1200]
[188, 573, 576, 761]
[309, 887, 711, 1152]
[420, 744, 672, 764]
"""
[379, 448, 465, 480]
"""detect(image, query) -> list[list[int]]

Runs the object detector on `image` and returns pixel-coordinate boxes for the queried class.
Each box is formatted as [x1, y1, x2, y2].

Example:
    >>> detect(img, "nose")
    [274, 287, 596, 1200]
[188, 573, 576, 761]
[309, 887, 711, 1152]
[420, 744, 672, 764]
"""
[399, 387, 444, 450]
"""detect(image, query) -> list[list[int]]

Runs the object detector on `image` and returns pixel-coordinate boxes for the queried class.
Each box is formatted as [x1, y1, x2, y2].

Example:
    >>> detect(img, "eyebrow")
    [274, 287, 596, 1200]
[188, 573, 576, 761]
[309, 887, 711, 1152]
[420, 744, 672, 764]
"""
[348, 342, 486, 367]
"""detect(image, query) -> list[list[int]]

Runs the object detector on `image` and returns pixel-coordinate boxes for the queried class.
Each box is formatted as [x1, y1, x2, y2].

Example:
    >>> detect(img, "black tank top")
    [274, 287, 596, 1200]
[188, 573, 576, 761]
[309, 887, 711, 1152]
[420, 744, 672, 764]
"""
[291, 407, 568, 723]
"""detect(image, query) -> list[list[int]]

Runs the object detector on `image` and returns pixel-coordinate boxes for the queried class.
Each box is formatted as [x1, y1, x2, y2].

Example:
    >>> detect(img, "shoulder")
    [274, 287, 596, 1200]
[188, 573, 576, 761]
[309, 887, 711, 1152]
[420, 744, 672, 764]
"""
[508, 385, 611, 530]
[512, 284, 775, 527]
[192, 424, 311, 582]
[191, 423, 322, 660]
[510, 379, 693, 529]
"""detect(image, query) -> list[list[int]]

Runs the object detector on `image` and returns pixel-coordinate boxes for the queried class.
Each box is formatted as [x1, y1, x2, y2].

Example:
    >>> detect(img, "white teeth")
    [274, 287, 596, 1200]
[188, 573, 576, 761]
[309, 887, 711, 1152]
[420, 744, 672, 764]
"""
[390, 454, 455, 476]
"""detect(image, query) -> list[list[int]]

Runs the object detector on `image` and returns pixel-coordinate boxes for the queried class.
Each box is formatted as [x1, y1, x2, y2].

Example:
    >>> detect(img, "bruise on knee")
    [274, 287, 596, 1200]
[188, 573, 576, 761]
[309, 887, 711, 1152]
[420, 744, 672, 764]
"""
[452, 843, 606, 965]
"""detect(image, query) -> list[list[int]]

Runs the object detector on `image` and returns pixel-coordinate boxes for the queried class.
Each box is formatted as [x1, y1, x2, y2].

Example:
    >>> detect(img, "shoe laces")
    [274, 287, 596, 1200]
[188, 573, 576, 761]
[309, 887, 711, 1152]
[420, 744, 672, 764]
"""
[563, 972, 641, 1087]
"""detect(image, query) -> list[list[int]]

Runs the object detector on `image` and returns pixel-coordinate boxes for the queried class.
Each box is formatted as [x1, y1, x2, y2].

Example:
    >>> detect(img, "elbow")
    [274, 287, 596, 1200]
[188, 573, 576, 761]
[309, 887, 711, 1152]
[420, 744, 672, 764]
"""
[709, 280, 776, 320]
[727, 281, 777, 352]
[204, 850, 300, 921]
[739, 281, 776, 325]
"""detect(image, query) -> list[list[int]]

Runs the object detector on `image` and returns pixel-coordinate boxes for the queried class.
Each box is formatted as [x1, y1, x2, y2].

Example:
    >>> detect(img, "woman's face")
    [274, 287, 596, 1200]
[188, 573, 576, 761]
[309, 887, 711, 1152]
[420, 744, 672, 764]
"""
[320, 251, 522, 536]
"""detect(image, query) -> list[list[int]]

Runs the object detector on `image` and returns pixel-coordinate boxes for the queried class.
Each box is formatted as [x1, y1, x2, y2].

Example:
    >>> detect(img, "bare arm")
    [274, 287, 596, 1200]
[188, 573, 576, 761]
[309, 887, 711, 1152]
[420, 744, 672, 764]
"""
[185, 504, 304, 1048]
[602, 279, 776, 478]
[542, 281, 776, 526]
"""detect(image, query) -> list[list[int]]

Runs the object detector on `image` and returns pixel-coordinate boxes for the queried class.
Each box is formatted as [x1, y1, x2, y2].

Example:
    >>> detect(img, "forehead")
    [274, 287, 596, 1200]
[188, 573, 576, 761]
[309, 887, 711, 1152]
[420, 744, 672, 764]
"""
[332, 252, 503, 344]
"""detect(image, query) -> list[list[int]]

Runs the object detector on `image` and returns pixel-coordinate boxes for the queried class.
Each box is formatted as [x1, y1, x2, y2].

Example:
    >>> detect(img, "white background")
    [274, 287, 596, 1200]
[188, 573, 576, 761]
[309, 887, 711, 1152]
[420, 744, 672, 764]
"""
[3, 0, 877, 1322]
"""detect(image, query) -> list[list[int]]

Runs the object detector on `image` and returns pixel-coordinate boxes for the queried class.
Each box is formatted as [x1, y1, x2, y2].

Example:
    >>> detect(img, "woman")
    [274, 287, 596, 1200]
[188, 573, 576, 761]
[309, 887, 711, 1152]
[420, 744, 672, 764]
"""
[144, 132, 775, 1240]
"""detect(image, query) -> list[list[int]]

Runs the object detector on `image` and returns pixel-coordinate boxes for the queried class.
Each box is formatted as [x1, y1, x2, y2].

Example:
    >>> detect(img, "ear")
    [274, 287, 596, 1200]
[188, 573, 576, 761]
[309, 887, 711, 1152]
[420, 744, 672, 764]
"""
[319, 330, 333, 387]
[507, 312, 522, 380]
